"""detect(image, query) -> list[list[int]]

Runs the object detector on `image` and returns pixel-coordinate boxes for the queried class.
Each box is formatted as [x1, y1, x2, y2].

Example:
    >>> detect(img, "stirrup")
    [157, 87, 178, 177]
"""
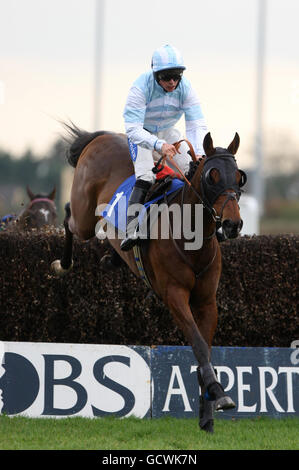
[120, 179, 151, 252]
[120, 224, 139, 251]
[120, 234, 138, 251]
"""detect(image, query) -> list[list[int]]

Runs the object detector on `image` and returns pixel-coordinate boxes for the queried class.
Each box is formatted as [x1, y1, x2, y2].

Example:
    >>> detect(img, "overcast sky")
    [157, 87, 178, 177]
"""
[0, 0, 298, 169]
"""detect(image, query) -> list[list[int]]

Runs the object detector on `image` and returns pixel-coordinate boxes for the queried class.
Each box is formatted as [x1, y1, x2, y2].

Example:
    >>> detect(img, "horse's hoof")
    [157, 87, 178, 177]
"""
[51, 259, 73, 277]
[120, 236, 138, 252]
[215, 396, 236, 411]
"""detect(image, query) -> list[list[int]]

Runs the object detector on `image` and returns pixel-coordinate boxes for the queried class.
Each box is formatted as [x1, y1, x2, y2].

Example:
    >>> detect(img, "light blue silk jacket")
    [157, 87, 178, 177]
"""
[123, 71, 208, 155]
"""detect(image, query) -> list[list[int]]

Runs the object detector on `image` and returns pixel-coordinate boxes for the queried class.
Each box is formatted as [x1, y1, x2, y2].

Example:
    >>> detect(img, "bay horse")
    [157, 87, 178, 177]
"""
[16, 186, 57, 230]
[51, 124, 246, 432]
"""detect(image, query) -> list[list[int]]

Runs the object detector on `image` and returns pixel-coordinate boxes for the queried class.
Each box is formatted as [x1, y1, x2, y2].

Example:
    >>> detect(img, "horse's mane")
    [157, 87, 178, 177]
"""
[185, 157, 206, 185]
[185, 159, 201, 181]
[61, 121, 111, 168]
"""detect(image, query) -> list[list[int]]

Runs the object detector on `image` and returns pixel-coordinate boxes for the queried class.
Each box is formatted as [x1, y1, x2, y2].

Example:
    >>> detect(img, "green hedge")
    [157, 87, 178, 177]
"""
[0, 229, 298, 347]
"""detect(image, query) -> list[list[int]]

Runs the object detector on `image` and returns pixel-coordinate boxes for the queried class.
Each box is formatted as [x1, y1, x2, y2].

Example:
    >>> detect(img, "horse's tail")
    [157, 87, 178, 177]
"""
[62, 121, 109, 168]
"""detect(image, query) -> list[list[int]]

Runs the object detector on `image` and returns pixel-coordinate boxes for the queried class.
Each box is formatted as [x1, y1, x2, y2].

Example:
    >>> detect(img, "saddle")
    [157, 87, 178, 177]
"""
[145, 138, 199, 203]
[144, 175, 173, 203]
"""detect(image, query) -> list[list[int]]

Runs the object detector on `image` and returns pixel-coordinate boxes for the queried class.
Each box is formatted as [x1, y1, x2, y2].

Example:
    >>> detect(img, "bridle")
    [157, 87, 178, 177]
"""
[157, 141, 246, 224]
[160, 145, 247, 279]
[199, 152, 247, 223]
[28, 197, 56, 210]
[23, 197, 57, 227]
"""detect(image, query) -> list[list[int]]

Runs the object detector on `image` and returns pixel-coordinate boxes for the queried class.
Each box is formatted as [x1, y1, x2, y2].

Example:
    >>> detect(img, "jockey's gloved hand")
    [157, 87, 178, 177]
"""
[154, 164, 182, 180]
[161, 143, 177, 158]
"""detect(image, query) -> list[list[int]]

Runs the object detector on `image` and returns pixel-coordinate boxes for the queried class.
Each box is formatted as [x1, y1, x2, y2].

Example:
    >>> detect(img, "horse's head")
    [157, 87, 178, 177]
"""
[21, 186, 58, 229]
[201, 133, 247, 239]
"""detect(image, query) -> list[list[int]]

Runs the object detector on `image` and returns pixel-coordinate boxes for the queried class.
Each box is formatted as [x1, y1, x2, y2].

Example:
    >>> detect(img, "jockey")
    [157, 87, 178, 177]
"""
[121, 44, 208, 251]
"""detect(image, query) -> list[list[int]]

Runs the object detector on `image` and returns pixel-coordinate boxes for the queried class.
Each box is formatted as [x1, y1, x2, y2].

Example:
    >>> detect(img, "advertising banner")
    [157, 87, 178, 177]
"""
[0, 341, 298, 419]
[151, 346, 299, 418]
[0, 342, 151, 418]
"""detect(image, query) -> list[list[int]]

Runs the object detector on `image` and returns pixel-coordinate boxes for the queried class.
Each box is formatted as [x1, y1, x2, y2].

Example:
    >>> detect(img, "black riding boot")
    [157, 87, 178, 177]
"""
[120, 179, 151, 252]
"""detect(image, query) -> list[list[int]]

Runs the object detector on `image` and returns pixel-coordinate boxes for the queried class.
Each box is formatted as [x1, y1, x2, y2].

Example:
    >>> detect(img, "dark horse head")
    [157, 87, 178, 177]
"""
[17, 186, 58, 230]
[200, 132, 247, 239]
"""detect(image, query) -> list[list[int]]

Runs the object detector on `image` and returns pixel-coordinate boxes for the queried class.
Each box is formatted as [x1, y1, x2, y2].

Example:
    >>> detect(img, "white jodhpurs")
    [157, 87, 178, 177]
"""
[128, 128, 192, 184]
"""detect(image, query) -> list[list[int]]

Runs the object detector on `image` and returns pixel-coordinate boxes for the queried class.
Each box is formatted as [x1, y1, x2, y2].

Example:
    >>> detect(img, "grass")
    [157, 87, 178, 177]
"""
[0, 415, 298, 450]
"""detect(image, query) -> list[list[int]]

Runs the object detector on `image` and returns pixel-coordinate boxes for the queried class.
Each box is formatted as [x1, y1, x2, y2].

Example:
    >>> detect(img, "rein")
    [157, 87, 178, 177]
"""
[145, 140, 244, 282]
[164, 184, 217, 280]
[157, 140, 222, 223]
[158, 140, 241, 280]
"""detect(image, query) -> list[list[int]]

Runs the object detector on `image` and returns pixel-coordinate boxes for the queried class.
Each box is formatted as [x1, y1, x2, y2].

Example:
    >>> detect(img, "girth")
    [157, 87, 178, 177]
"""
[133, 184, 183, 290]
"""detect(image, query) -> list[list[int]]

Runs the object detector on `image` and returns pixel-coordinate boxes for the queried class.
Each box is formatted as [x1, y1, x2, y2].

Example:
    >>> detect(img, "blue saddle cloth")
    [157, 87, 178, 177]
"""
[100, 175, 183, 233]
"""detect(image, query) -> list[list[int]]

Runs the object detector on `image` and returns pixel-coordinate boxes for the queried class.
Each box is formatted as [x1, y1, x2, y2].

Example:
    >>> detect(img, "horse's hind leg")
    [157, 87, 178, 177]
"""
[51, 202, 74, 276]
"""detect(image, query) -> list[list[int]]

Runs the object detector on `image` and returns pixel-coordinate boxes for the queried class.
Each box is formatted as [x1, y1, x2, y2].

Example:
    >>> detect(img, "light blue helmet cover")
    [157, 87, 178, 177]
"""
[151, 44, 186, 72]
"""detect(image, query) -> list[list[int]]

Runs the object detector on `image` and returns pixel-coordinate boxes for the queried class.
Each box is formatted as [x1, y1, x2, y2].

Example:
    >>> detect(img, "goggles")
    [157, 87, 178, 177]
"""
[157, 70, 183, 82]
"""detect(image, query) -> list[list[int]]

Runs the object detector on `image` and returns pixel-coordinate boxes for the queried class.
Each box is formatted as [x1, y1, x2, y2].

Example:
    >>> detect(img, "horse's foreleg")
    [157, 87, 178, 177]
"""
[190, 297, 235, 431]
[167, 286, 210, 366]
[192, 300, 217, 432]
[168, 286, 215, 432]
[51, 202, 74, 276]
[167, 286, 235, 428]
[197, 369, 215, 433]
